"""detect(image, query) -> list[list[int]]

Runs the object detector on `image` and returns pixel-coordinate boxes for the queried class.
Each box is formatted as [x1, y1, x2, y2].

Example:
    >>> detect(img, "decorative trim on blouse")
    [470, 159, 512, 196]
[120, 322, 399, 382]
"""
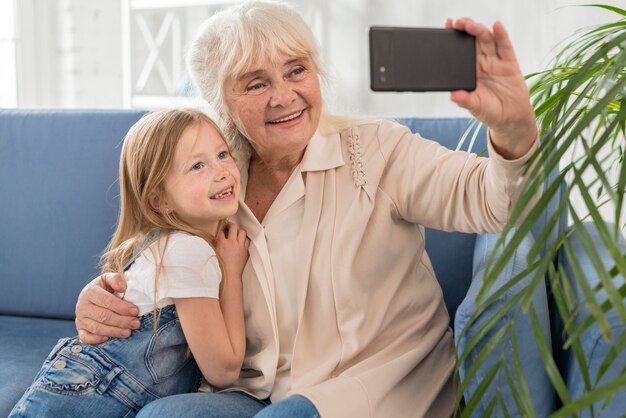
[347, 129, 367, 187]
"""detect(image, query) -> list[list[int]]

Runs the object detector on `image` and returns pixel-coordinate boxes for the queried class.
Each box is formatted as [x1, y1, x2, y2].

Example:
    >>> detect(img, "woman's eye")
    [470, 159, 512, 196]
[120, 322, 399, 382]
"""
[217, 151, 230, 160]
[289, 66, 306, 78]
[191, 162, 204, 171]
[245, 82, 267, 95]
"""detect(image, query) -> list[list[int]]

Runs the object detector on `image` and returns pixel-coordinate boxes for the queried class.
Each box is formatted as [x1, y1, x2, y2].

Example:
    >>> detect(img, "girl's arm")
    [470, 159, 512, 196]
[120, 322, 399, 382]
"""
[174, 223, 249, 388]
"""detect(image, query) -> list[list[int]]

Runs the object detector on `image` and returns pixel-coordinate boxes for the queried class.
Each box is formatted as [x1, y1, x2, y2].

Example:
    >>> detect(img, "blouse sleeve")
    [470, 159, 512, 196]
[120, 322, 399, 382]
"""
[375, 120, 539, 233]
[155, 232, 222, 302]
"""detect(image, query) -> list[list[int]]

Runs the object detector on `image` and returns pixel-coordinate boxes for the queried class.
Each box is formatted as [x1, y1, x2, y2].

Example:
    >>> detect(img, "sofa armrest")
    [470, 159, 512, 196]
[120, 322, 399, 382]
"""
[454, 230, 555, 417]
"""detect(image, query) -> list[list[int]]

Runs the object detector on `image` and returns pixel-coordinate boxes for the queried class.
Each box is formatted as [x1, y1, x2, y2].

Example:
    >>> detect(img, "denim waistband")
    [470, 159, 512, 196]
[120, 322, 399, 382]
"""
[136, 304, 177, 331]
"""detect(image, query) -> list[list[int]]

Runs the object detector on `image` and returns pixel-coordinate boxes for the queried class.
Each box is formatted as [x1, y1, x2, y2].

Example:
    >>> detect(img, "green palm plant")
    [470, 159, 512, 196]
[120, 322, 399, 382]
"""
[456, 4, 626, 417]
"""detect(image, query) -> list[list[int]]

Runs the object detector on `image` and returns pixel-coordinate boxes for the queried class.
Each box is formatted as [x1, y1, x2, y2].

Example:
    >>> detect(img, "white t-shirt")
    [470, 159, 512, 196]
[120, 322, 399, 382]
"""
[119, 231, 221, 316]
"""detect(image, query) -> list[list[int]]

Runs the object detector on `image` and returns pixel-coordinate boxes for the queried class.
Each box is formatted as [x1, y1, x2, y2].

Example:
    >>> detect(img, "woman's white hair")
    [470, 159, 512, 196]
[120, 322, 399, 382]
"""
[186, 0, 334, 161]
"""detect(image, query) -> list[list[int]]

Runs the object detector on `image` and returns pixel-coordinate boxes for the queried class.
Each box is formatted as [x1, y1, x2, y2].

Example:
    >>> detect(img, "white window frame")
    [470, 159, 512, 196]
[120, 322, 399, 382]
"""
[121, 0, 241, 109]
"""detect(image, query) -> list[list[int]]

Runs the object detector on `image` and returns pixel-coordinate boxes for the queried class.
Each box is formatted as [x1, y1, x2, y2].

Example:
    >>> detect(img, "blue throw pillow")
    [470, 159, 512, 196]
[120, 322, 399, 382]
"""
[455, 230, 555, 417]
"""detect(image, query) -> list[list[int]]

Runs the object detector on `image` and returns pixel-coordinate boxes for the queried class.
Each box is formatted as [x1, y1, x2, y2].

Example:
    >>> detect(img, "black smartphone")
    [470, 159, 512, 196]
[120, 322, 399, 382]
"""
[369, 26, 476, 92]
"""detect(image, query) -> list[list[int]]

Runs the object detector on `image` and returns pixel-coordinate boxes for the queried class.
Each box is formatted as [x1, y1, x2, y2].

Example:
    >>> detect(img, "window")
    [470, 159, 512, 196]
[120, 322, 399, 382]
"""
[122, 0, 241, 108]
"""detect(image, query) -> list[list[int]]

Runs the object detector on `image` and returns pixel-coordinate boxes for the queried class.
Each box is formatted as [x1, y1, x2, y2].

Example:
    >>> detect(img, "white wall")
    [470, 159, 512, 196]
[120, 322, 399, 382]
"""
[16, 0, 122, 108]
[10, 0, 624, 117]
[320, 0, 624, 117]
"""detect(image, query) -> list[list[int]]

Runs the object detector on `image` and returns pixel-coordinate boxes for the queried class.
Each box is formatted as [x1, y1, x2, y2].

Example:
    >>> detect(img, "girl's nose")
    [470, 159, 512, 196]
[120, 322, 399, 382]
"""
[213, 161, 229, 181]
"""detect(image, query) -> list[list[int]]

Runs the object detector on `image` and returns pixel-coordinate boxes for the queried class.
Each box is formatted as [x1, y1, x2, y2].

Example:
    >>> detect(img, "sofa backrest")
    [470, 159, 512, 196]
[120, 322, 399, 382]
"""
[0, 110, 562, 322]
[0, 109, 146, 319]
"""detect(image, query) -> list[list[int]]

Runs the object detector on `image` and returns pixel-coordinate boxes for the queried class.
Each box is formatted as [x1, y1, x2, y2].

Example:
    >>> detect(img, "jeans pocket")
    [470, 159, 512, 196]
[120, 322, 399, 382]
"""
[35, 352, 102, 395]
[144, 318, 194, 384]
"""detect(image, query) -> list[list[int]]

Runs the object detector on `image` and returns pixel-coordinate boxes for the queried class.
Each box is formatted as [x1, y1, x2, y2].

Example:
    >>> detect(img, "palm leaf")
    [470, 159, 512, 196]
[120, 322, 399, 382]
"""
[456, 5, 626, 416]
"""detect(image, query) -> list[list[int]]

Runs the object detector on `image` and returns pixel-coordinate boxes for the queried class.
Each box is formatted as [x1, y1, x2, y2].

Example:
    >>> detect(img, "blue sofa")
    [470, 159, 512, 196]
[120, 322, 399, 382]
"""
[0, 109, 623, 417]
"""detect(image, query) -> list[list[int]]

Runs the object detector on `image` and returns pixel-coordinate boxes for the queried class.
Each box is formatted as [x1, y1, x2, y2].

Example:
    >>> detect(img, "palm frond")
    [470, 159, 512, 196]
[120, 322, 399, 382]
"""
[456, 5, 626, 416]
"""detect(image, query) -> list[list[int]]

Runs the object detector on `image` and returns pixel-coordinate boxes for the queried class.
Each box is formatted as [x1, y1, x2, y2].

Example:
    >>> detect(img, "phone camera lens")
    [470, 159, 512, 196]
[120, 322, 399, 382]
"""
[378, 66, 387, 84]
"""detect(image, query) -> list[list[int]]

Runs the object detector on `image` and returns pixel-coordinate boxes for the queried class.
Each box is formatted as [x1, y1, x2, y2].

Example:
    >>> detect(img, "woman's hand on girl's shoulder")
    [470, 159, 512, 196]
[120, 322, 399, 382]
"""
[215, 222, 250, 280]
[75, 272, 141, 344]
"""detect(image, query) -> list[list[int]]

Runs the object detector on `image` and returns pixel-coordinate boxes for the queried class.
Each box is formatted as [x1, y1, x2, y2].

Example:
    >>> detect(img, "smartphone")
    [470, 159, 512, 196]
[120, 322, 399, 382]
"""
[369, 26, 476, 92]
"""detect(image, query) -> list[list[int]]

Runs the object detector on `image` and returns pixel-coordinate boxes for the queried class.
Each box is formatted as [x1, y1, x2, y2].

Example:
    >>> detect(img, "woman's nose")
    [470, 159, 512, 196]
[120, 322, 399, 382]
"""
[269, 80, 297, 107]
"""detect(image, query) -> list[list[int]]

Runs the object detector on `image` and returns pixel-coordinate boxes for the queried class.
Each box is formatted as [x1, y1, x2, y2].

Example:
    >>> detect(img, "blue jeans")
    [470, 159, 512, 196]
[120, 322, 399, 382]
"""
[9, 305, 201, 417]
[136, 391, 319, 418]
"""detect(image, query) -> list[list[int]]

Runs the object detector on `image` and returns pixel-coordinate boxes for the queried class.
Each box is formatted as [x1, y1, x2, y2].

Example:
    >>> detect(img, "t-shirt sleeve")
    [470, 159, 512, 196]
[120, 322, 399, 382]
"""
[155, 233, 222, 302]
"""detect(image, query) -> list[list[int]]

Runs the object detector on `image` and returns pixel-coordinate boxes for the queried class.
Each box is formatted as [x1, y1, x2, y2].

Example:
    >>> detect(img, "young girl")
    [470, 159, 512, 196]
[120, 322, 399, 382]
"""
[9, 109, 248, 417]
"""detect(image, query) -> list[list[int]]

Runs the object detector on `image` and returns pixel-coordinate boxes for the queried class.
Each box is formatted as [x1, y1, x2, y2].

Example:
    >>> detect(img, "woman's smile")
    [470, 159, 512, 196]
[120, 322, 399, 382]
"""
[267, 109, 305, 125]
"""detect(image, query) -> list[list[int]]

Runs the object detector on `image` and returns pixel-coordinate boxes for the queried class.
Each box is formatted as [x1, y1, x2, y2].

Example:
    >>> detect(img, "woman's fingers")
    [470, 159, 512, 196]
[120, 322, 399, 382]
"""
[77, 328, 110, 345]
[75, 274, 140, 343]
[97, 272, 128, 294]
[449, 89, 479, 114]
[88, 273, 138, 316]
[491, 21, 517, 62]
[76, 315, 134, 340]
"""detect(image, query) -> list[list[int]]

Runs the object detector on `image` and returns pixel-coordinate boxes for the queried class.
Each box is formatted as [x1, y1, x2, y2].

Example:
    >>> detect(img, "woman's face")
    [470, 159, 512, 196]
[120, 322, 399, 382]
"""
[224, 52, 322, 160]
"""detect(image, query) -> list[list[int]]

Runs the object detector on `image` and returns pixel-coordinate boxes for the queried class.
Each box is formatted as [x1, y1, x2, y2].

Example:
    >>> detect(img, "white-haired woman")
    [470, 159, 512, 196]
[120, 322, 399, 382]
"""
[74, 1, 539, 416]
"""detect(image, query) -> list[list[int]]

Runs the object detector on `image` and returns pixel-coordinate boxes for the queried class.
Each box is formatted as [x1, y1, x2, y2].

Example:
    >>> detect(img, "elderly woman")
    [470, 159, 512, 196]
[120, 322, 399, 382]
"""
[75, 1, 538, 417]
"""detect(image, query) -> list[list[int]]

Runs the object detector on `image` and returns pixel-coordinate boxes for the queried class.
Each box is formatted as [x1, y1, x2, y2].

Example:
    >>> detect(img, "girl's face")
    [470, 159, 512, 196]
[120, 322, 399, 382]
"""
[224, 52, 322, 161]
[160, 120, 240, 233]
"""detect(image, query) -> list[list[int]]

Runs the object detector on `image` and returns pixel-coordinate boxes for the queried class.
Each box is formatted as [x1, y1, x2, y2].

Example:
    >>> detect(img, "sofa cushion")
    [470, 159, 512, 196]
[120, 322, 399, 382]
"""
[455, 230, 555, 417]
[0, 109, 146, 319]
[0, 315, 77, 417]
[562, 222, 626, 417]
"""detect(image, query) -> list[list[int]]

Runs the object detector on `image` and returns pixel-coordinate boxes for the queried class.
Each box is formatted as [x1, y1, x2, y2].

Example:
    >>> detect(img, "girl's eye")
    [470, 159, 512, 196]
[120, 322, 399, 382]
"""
[191, 162, 204, 171]
[217, 151, 230, 160]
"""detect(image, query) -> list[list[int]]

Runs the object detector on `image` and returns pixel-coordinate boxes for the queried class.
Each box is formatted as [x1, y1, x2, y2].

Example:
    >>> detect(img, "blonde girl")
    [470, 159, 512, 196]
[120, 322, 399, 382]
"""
[10, 109, 248, 418]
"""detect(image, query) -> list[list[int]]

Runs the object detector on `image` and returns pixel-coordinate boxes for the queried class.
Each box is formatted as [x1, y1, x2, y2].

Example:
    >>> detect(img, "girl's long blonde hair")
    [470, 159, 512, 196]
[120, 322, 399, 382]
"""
[100, 108, 228, 302]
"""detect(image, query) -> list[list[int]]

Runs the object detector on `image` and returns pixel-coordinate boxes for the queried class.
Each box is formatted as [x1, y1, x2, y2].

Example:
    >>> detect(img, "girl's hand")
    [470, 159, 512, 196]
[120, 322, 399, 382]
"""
[215, 222, 250, 280]
[446, 18, 537, 160]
